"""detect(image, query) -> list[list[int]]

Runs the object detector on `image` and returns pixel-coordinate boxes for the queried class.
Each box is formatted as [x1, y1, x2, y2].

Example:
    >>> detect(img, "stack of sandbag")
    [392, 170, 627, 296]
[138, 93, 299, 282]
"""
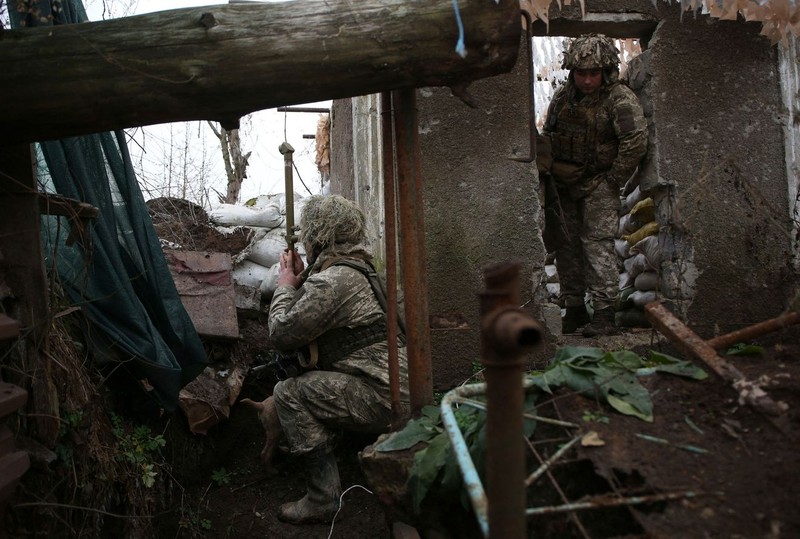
[616, 193, 661, 327]
[209, 192, 308, 304]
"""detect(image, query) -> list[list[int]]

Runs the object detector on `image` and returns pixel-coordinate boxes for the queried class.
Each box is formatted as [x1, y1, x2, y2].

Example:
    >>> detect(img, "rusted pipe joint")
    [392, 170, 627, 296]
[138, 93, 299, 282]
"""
[482, 305, 542, 366]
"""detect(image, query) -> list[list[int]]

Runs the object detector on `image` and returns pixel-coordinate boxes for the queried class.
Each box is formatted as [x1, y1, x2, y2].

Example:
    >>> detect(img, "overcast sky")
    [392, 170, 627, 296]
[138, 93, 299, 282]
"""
[83, 0, 331, 206]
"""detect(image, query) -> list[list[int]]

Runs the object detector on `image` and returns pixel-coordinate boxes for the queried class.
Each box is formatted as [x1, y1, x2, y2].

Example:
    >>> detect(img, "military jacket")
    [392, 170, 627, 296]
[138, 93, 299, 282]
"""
[544, 78, 648, 194]
[268, 243, 409, 395]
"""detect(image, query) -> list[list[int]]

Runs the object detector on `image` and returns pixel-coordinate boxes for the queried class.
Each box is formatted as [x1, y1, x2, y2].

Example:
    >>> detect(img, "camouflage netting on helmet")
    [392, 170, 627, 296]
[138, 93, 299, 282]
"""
[300, 195, 366, 252]
[562, 34, 620, 70]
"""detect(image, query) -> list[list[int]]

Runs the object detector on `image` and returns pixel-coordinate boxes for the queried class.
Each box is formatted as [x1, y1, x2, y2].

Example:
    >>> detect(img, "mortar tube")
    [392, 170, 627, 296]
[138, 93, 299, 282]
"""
[480, 262, 542, 539]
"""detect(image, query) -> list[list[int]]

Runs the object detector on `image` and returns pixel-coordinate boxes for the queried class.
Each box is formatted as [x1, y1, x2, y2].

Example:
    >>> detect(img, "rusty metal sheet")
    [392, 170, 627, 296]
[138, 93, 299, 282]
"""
[166, 250, 239, 340]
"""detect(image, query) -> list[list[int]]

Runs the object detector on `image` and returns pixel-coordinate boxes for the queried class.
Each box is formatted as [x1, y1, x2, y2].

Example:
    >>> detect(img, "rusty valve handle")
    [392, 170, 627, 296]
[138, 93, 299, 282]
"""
[481, 305, 543, 361]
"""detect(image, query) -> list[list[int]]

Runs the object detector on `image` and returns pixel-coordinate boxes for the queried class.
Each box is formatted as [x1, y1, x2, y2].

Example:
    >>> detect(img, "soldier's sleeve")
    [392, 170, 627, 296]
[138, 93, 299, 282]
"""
[268, 277, 338, 350]
[608, 86, 648, 185]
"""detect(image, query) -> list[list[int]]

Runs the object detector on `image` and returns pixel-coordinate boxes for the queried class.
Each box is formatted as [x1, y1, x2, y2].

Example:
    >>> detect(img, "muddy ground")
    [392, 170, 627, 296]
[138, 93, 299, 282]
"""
[145, 198, 800, 537]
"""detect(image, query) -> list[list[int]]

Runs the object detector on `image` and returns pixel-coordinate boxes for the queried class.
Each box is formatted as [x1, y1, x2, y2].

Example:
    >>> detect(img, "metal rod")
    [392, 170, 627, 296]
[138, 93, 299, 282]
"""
[481, 262, 543, 539]
[380, 91, 403, 429]
[440, 384, 490, 538]
[706, 311, 800, 351]
[276, 106, 331, 114]
[392, 88, 433, 414]
[525, 490, 715, 517]
[525, 435, 581, 487]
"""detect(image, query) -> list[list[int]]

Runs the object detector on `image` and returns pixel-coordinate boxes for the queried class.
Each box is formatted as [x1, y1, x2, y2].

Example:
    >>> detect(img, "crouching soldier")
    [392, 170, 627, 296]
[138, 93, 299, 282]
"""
[267, 194, 410, 524]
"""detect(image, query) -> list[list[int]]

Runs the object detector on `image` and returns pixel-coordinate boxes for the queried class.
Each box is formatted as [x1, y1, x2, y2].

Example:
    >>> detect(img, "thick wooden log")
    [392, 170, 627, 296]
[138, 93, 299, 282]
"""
[0, 0, 521, 144]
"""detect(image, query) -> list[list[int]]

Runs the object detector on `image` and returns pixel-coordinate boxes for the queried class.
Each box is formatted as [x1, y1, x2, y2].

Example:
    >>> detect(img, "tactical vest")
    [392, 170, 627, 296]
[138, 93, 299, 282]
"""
[546, 82, 621, 175]
[314, 257, 406, 368]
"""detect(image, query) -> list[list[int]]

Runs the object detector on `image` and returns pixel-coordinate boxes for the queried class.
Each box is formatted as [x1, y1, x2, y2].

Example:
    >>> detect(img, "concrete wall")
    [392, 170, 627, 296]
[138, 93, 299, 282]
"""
[643, 4, 795, 336]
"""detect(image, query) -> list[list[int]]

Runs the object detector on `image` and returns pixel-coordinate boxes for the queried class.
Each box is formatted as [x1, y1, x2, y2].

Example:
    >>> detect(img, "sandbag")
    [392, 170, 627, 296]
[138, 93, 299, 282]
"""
[621, 185, 644, 214]
[630, 290, 658, 307]
[619, 271, 635, 290]
[617, 285, 636, 309]
[630, 235, 662, 268]
[259, 263, 281, 301]
[231, 259, 273, 288]
[623, 253, 652, 278]
[616, 307, 650, 328]
[615, 238, 630, 259]
[623, 221, 659, 246]
[238, 227, 287, 268]
[634, 271, 659, 291]
[618, 213, 638, 236]
[208, 199, 283, 228]
[629, 197, 655, 230]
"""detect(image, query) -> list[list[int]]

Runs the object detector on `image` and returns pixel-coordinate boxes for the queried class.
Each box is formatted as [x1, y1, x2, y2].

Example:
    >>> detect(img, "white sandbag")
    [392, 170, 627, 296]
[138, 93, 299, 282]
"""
[239, 227, 287, 268]
[619, 271, 635, 290]
[630, 235, 662, 268]
[634, 271, 659, 292]
[623, 253, 652, 278]
[208, 200, 283, 228]
[545, 264, 559, 284]
[231, 259, 272, 288]
[630, 289, 658, 307]
[259, 263, 281, 301]
[621, 185, 644, 214]
[614, 238, 630, 259]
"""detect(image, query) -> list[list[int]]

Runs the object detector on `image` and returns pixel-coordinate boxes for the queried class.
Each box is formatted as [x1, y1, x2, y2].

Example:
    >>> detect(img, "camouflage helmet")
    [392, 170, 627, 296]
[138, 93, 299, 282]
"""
[561, 34, 620, 70]
[300, 194, 366, 257]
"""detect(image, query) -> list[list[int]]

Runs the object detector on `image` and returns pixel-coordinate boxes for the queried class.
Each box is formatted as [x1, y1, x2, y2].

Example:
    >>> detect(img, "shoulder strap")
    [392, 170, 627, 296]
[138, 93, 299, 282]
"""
[328, 258, 406, 336]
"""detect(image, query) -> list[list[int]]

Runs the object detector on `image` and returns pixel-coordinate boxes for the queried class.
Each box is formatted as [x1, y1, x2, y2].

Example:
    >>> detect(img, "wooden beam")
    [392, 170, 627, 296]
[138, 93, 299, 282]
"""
[0, 0, 521, 145]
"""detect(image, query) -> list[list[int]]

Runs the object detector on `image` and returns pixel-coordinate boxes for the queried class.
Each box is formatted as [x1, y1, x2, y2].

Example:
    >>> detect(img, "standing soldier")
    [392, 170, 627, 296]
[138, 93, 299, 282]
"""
[539, 34, 648, 336]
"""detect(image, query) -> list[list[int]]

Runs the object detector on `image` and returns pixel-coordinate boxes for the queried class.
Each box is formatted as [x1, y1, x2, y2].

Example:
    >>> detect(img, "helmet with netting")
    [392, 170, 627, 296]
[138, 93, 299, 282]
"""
[300, 195, 366, 256]
[561, 34, 620, 70]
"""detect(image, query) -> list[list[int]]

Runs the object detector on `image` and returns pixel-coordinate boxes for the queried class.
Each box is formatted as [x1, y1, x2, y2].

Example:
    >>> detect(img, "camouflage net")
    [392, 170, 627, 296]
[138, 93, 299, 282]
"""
[561, 34, 620, 70]
[300, 195, 366, 253]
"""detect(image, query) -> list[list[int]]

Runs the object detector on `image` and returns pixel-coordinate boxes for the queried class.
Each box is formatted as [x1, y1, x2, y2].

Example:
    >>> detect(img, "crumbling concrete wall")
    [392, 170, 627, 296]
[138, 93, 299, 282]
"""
[641, 5, 795, 336]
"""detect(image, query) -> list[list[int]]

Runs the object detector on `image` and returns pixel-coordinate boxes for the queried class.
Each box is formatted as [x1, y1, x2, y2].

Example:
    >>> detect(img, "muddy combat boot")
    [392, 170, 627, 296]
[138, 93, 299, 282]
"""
[582, 308, 620, 337]
[278, 448, 342, 524]
[562, 305, 590, 334]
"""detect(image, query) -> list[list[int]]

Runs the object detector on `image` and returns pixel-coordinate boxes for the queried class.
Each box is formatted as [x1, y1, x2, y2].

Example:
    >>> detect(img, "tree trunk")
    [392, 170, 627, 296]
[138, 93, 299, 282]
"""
[208, 121, 250, 204]
[0, 0, 520, 145]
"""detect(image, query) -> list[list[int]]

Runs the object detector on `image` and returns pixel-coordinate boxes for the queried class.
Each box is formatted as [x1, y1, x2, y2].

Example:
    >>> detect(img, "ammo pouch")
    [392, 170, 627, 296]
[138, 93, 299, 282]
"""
[550, 160, 585, 186]
[315, 318, 406, 368]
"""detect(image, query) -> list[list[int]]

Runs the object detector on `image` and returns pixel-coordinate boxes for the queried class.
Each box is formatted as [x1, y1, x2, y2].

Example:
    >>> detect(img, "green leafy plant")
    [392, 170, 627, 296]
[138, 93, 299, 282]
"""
[530, 347, 707, 422]
[725, 343, 765, 356]
[110, 413, 167, 488]
[377, 346, 708, 514]
[211, 467, 231, 486]
[582, 409, 610, 424]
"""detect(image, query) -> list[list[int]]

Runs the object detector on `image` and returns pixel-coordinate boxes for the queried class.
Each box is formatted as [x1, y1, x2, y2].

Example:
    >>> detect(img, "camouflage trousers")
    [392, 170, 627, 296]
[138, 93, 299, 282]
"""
[555, 180, 620, 311]
[273, 370, 396, 456]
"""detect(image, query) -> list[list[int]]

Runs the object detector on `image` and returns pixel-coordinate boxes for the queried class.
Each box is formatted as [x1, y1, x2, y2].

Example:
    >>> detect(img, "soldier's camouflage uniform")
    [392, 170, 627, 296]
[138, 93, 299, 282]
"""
[268, 242, 409, 456]
[543, 72, 648, 311]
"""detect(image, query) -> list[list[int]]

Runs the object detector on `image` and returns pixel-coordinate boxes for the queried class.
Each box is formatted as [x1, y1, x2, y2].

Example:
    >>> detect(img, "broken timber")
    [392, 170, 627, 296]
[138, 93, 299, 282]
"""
[644, 302, 789, 430]
[0, 0, 520, 145]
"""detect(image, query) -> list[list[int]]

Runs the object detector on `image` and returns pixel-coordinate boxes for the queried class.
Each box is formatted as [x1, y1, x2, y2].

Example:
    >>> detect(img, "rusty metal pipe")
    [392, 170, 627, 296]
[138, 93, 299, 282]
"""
[392, 88, 433, 414]
[706, 311, 800, 351]
[380, 91, 403, 429]
[481, 261, 542, 539]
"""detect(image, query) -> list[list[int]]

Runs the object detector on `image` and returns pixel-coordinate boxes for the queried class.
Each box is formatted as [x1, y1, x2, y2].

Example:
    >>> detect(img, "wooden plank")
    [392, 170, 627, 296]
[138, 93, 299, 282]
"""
[0, 383, 28, 420]
[166, 251, 240, 339]
[0, 0, 520, 144]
